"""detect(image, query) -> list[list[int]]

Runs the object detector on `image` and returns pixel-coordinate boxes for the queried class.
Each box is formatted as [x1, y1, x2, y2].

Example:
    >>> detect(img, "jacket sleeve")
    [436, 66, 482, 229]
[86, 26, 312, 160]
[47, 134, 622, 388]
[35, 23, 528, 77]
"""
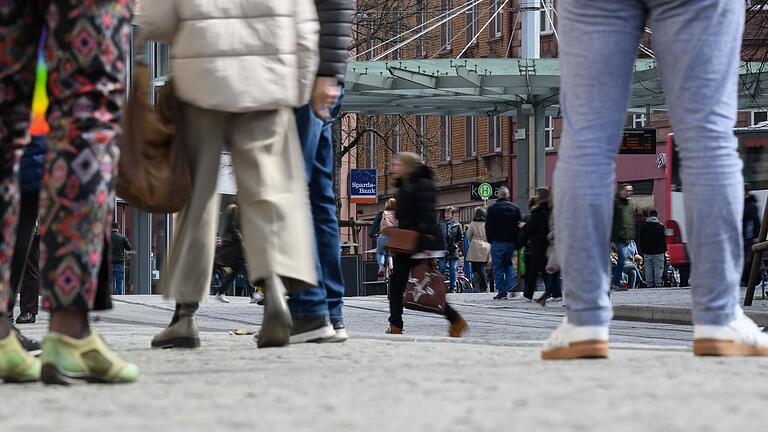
[314, 0, 355, 82]
[124, 236, 133, 252]
[370, 211, 382, 238]
[296, 0, 321, 105]
[485, 209, 496, 243]
[136, 0, 178, 44]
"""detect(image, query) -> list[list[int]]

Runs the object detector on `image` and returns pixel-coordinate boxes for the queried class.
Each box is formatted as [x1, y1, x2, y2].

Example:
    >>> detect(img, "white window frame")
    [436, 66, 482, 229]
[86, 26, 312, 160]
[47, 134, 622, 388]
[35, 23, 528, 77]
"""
[490, 0, 503, 38]
[441, 0, 452, 50]
[441, 116, 452, 161]
[540, 0, 554, 35]
[417, 0, 427, 57]
[632, 114, 647, 128]
[544, 116, 555, 151]
[490, 116, 502, 152]
[416, 115, 427, 160]
[752, 111, 768, 126]
[466, 3, 478, 45]
[465, 116, 477, 157]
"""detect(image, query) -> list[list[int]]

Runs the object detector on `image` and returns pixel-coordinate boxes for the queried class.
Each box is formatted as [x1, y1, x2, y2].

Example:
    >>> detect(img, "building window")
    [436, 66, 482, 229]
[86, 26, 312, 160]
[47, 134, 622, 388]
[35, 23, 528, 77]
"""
[540, 0, 554, 34]
[465, 116, 477, 157]
[441, 116, 452, 161]
[416, 115, 427, 160]
[417, 0, 427, 57]
[545, 116, 555, 151]
[632, 114, 647, 128]
[466, 3, 478, 45]
[752, 111, 768, 126]
[490, 0, 503, 38]
[441, 0, 452, 50]
[489, 116, 502, 152]
[394, 120, 401, 153]
[367, 120, 377, 168]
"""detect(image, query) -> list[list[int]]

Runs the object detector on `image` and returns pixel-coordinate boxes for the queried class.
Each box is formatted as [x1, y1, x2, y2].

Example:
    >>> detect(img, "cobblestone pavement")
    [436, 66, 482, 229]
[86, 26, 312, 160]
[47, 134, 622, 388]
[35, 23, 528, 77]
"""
[3, 294, 766, 432]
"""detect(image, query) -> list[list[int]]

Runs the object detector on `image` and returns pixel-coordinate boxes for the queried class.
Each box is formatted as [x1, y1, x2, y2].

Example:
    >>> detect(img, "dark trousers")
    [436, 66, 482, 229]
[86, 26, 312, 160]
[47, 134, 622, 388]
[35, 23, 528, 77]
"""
[543, 272, 563, 299]
[216, 260, 254, 297]
[524, 251, 548, 300]
[9, 190, 40, 316]
[469, 261, 488, 292]
[388, 253, 460, 329]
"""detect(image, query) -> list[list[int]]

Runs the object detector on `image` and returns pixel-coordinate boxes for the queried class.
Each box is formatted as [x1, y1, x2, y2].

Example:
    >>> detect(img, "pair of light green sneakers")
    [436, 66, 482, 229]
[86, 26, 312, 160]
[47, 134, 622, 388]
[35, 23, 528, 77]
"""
[0, 330, 138, 384]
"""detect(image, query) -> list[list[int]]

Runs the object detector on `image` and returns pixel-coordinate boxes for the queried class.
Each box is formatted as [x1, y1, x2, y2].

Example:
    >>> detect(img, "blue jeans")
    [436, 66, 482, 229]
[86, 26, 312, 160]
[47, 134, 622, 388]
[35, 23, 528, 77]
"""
[555, 0, 744, 326]
[113, 263, 125, 295]
[288, 89, 345, 322]
[376, 235, 388, 270]
[491, 242, 517, 296]
[438, 257, 458, 291]
[612, 242, 627, 288]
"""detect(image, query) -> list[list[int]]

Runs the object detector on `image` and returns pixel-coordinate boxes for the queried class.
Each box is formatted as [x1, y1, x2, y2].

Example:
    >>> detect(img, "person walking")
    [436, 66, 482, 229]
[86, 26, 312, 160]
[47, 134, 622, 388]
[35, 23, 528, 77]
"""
[466, 207, 491, 293]
[638, 210, 667, 288]
[287, 0, 354, 344]
[213, 202, 256, 304]
[386, 153, 468, 337]
[536, 197, 562, 306]
[0, 1, 138, 384]
[141, 0, 320, 350]
[438, 206, 463, 293]
[522, 188, 551, 301]
[611, 184, 635, 291]
[742, 187, 761, 286]
[375, 198, 398, 278]
[545, 0, 768, 360]
[485, 187, 522, 300]
[111, 223, 133, 296]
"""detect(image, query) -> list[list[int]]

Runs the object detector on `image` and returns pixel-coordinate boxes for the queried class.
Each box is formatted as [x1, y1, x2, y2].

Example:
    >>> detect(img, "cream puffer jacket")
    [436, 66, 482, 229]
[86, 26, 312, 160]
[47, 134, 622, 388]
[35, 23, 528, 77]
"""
[137, 0, 319, 113]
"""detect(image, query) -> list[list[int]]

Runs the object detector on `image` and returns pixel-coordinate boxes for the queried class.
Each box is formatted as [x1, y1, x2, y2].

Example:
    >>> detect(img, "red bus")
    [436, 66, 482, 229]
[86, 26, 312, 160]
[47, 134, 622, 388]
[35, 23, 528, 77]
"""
[665, 125, 768, 286]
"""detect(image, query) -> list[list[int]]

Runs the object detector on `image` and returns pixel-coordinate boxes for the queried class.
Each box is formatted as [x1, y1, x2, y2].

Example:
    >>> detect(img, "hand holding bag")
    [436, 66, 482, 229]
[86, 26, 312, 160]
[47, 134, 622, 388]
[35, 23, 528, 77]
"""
[117, 65, 191, 213]
[403, 260, 447, 314]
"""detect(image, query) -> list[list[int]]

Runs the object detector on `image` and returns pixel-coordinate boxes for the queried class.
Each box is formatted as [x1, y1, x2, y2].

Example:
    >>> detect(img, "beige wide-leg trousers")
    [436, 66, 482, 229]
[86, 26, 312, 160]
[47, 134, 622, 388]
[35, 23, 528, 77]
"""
[160, 103, 317, 303]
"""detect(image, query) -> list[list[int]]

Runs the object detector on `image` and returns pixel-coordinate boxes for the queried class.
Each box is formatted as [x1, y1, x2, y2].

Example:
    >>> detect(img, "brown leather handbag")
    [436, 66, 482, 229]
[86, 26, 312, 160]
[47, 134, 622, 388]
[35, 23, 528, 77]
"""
[117, 65, 191, 213]
[403, 260, 447, 314]
[385, 228, 420, 254]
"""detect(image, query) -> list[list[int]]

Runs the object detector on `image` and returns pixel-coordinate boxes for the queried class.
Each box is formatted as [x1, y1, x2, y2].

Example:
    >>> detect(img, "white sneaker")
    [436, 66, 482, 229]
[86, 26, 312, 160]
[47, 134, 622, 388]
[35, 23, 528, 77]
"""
[693, 309, 768, 356]
[508, 292, 524, 300]
[541, 317, 609, 360]
[250, 293, 262, 304]
[214, 293, 231, 304]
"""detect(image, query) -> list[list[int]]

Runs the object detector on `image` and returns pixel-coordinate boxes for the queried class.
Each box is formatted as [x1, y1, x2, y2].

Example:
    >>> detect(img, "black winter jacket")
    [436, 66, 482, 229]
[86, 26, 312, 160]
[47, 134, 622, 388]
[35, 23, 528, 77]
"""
[485, 198, 522, 245]
[638, 217, 667, 255]
[110, 231, 133, 263]
[394, 165, 441, 251]
[316, 0, 355, 82]
[438, 218, 463, 258]
[523, 200, 550, 255]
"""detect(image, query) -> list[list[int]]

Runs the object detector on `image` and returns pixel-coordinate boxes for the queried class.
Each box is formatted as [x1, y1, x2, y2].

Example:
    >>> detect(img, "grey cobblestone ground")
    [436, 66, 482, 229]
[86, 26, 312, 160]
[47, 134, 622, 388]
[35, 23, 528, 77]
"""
[2, 293, 766, 431]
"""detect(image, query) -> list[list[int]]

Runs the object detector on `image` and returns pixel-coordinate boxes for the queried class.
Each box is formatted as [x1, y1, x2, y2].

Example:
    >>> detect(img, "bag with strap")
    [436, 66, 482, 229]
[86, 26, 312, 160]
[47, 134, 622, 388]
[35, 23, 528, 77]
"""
[403, 260, 447, 314]
[385, 228, 420, 254]
[117, 64, 191, 213]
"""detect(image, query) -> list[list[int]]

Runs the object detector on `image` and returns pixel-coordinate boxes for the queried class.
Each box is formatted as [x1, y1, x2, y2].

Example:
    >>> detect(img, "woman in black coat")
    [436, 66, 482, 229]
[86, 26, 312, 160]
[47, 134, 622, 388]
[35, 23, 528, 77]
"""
[386, 152, 468, 337]
[522, 187, 551, 301]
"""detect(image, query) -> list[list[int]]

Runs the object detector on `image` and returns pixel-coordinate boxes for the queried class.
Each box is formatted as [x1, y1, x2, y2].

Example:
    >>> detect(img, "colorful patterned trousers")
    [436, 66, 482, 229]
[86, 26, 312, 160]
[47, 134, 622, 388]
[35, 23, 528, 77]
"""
[0, 0, 132, 312]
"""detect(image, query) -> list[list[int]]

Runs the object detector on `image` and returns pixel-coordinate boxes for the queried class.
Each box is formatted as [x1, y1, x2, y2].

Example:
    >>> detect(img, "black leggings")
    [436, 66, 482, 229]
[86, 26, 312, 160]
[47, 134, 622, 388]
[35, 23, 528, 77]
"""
[9, 191, 40, 315]
[388, 253, 461, 329]
[469, 261, 488, 292]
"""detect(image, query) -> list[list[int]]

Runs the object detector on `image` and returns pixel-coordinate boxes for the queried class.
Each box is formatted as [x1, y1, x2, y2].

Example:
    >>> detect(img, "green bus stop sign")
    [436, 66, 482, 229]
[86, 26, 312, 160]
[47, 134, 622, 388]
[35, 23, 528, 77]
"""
[477, 183, 494, 200]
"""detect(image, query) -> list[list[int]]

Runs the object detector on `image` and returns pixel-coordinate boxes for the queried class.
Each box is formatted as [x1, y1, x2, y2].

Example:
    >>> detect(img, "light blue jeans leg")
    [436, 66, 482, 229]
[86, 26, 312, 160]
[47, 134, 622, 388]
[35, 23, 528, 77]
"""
[376, 235, 388, 270]
[555, 0, 645, 326]
[648, 0, 744, 325]
[612, 242, 627, 288]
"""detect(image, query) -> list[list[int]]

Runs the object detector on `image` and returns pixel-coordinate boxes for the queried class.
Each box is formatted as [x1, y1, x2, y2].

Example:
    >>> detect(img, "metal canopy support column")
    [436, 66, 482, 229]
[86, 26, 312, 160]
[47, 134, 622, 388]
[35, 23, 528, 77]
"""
[130, 208, 152, 295]
[516, 108, 531, 208]
[520, 1, 541, 59]
[534, 104, 546, 188]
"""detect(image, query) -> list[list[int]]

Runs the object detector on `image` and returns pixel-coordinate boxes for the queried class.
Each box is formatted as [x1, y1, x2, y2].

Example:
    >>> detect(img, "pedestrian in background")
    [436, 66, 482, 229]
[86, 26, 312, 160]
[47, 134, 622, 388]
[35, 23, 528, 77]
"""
[213, 202, 257, 304]
[141, 0, 320, 350]
[0, 0, 138, 384]
[485, 187, 522, 300]
[111, 223, 133, 296]
[743, 185, 761, 286]
[438, 206, 463, 293]
[638, 209, 667, 287]
[536, 196, 562, 306]
[287, 0, 354, 344]
[522, 187, 551, 301]
[466, 207, 490, 293]
[386, 153, 468, 337]
[611, 184, 635, 291]
[545, 0, 768, 360]
[376, 198, 398, 278]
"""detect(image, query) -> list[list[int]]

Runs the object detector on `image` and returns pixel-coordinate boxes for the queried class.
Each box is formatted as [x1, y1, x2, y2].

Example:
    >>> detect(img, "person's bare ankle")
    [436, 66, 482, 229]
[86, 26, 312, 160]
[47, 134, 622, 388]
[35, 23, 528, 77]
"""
[49, 310, 90, 339]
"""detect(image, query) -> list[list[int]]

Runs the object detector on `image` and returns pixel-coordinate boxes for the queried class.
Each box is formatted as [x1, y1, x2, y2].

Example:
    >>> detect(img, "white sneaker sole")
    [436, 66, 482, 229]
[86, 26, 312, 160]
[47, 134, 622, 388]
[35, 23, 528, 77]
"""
[290, 325, 336, 344]
[321, 329, 349, 343]
[694, 339, 768, 356]
[541, 340, 609, 360]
